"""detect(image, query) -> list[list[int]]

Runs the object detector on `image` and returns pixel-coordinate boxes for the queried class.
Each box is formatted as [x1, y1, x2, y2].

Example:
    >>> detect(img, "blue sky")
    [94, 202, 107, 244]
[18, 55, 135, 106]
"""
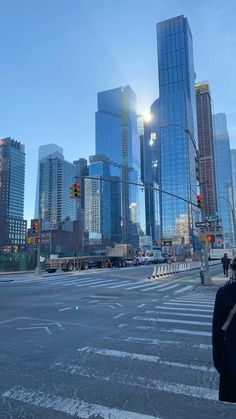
[0, 0, 235, 222]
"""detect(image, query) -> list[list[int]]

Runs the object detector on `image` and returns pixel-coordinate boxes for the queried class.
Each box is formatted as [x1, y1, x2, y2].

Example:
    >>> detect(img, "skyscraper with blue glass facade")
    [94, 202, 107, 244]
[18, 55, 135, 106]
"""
[156, 15, 199, 253]
[0, 137, 27, 247]
[213, 113, 234, 247]
[95, 86, 140, 245]
[142, 100, 161, 240]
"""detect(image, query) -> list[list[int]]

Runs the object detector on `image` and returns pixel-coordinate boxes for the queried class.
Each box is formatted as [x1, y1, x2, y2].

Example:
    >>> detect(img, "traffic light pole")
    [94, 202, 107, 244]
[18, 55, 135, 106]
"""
[35, 218, 41, 276]
[199, 194, 212, 285]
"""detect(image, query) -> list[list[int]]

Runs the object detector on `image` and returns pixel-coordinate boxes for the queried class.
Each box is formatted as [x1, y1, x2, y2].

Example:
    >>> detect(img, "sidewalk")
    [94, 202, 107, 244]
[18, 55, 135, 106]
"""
[194, 272, 228, 292]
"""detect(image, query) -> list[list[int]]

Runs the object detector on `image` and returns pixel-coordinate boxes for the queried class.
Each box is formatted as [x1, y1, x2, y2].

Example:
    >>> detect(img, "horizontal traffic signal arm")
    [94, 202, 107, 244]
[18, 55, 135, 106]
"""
[76, 175, 201, 208]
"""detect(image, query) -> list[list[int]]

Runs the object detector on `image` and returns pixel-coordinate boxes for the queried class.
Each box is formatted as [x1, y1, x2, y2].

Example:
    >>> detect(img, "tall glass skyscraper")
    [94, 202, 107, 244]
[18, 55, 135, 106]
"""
[213, 113, 234, 247]
[142, 100, 161, 241]
[157, 15, 199, 253]
[195, 82, 217, 217]
[85, 154, 111, 242]
[39, 151, 76, 229]
[35, 143, 63, 218]
[0, 137, 26, 247]
[95, 85, 140, 245]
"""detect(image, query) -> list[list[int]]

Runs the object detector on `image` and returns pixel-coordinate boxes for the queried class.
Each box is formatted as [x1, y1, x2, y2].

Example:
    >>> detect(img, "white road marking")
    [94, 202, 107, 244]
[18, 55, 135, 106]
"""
[113, 313, 125, 319]
[118, 324, 128, 328]
[125, 281, 157, 290]
[77, 347, 215, 372]
[76, 279, 114, 287]
[90, 280, 124, 288]
[174, 285, 193, 294]
[104, 336, 211, 350]
[145, 310, 212, 319]
[163, 302, 214, 308]
[2, 387, 158, 419]
[155, 283, 183, 292]
[54, 363, 218, 400]
[154, 305, 213, 313]
[162, 328, 211, 336]
[17, 326, 52, 335]
[108, 281, 133, 288]
[58, 307, 73, 312]
[137, 304, 146, 308]
[140, 282, 180, 292]
[133, 316, 211, 326]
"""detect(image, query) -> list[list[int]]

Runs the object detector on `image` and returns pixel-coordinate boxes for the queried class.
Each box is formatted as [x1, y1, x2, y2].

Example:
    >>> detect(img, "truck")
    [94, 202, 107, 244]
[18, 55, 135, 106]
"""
[44, 244, 135, 272]
[106, 244, 134, 267]
[145, 249, 165, 264]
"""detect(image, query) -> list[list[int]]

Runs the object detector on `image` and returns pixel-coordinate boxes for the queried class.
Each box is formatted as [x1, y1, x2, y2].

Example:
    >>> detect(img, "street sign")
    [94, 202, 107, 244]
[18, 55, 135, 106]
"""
[206, 215, 217, 222]
[195, 221, 211, 228]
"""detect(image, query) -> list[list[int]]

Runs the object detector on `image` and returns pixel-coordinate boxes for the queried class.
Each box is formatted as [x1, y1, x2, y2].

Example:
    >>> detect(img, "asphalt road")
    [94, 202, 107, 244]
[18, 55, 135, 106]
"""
[1, 265, 236, 418]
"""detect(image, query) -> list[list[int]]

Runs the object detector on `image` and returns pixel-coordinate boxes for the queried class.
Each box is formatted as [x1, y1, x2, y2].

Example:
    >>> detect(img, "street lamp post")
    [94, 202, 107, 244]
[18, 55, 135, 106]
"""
[218, 196, 236, 249]
[160, 123, 211, 284]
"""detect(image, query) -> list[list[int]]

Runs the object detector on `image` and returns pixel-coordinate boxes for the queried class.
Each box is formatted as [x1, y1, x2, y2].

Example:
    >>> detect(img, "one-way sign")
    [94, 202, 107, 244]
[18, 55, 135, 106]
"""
[195, 221, 211, 228]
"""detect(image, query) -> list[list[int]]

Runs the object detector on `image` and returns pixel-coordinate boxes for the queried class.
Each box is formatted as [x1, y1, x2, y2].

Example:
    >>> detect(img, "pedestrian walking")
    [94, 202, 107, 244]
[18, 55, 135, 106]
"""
[221, 253, 231, 277]
[212, 258, 236, 402]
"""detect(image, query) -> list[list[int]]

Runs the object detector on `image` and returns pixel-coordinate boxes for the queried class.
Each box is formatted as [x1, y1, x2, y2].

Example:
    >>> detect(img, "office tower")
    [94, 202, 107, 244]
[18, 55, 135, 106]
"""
[95, 85, 141, 245]
[0, 137, 27, 247]
[84, 154, 111, 242]
[195, 82, 217, 216]
[35, 143, 63, 218]
[39, 150, 76, 229]
[156, 15, 199, 254]
[142, 100, 161, 241]
[214, 113, 234, 246]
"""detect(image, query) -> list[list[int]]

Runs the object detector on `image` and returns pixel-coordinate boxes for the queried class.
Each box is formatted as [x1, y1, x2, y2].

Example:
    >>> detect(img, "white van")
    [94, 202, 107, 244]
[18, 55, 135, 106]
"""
[145, 249, 165, 264]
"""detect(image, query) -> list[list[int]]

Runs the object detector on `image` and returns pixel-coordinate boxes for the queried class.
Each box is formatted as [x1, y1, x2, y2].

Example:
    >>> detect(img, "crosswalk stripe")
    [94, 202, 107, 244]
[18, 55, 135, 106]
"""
[125, 281, 157, 290]
[90, 280, 125, 288]
[77, 347, 215, 372]
[139, 282, 180, 292]
[2, 387, 158, 419]
[133, 316, 211, 326]
[53, 363, 218, 401]
[145, 310, 212, 319]
[174, 285, 193, 294]
[154, 305, 213, 313]
[76, 279, 114, 287]
[104, 336, 212, 350]
[108, 281, 134, 289]
[162, 328, 212, 337]
[163, 302, 214, 308]
[171, 298, 214, 304]
[155, 283, 182, 292]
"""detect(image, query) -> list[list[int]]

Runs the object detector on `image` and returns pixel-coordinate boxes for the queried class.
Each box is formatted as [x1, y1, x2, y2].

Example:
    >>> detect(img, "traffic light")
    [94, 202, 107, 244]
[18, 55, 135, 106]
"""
[197, 194, 203, 209]
[70, 185, 74, 198]
[73, 182, 80, 198]
[207, 235, 213, 243]
[33, 221, 38, 234]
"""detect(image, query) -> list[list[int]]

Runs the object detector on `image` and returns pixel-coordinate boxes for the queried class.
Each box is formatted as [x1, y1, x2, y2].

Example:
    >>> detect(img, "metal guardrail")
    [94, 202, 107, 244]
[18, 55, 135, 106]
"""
[148, 261, 220, 279]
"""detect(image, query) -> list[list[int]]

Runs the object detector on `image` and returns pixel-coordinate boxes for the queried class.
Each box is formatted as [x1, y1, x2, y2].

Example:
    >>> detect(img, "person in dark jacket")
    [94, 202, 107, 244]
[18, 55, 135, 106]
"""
[221, 253, 231, 277]
[212, 259, 236, 402]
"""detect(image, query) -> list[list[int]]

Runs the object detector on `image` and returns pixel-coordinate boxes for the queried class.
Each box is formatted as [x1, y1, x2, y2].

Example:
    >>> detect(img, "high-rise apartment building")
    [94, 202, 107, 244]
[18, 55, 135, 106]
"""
[0, 137, 27, 247]
[35, 143, 63, 218]
[213, 113, 234, 246]
[157, 15, 199, 253]
[195, 82, 217, 217]
[39, 150, 76, 229]
[95, 85, 140, 245]
[84, 155, 111, 242]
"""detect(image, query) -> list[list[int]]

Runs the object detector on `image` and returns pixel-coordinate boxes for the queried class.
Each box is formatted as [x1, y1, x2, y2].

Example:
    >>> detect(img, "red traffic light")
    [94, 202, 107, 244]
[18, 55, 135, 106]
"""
[197, 194, 203, 208]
